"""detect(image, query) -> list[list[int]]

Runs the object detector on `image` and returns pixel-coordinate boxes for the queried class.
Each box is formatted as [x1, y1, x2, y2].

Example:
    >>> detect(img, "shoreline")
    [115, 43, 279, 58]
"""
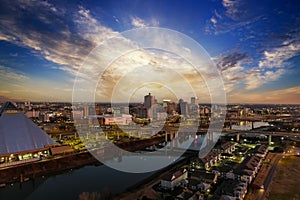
[114, 154, 193, 200]
[0, 151, 99, 185]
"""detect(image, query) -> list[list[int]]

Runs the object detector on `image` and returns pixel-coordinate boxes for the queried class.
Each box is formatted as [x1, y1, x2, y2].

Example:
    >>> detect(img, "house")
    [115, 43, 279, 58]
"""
[189, 170, 218, 184]
[187, 178, 201, 191]
[213, 142, 236, 154]
[176, 190, 204, 200]
[200, 151, 221, 169]
[161, 169, 188, 190]
[234, 155, 262, 183]
[216, 180, 247, 200]
[253, 145, 268, 158]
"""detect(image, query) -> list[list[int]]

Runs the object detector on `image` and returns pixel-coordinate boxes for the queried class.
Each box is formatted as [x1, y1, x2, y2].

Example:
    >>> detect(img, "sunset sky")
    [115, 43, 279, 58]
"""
[0, 0, 299, 104]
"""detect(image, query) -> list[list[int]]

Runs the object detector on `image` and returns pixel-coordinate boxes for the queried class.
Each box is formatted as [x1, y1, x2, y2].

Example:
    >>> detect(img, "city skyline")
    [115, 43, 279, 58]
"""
[0, 0, 299, 104]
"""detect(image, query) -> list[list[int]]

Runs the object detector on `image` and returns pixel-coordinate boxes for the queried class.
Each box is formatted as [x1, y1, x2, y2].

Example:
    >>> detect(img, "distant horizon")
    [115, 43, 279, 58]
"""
[0, 1, 299, 105]
[1, 97, 299, 106]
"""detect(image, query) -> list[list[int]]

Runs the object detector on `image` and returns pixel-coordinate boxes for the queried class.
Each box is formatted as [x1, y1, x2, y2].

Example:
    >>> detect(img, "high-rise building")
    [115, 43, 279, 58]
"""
[189, 97, 199, 117]
[191, 97, 197, 105]
[144, 93, 156, 119]
[178, 99, 188, 116]
[144, 93, 155, 109]
[83, 105, 89, 118]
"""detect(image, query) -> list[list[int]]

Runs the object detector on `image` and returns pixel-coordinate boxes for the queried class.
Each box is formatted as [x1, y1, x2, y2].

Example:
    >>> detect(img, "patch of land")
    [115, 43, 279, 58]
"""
[266, 155, 300, 200]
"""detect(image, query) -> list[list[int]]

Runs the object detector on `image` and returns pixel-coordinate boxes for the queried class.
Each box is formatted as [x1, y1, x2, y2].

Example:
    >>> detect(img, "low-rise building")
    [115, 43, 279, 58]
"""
[234, 155, 262, 183]
[216, 180, 247, 200]
[161, 169, 188, 190]
[252, 144, 268, 158]
[190, 151, 221, 170]
[189, 170, 218, 184]
[213, 142, 236, 154]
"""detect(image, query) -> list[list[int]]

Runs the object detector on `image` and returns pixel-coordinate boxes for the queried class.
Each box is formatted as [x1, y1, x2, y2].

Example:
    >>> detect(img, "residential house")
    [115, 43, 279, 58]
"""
[161, 169, 188, 190]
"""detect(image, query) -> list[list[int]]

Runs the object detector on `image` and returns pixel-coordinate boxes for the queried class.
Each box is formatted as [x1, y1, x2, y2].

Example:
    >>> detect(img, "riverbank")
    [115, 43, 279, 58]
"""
[0, 151, 99, 185]
[114, 154, 193, 200]
[0, 135, 168, 186]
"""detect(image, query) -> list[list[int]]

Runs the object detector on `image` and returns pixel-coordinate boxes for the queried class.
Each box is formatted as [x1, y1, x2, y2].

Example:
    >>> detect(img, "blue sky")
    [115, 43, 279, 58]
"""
[0, 0, 299, 103]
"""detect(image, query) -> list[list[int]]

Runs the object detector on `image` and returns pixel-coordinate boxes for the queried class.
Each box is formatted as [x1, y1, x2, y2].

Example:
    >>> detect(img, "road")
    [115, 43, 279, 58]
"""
[246, 153, 282, 200]
[258, 153, 282, 200]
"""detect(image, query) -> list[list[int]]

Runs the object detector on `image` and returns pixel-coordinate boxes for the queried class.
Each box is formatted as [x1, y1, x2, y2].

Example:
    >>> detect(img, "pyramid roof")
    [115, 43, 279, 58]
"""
[0, 101, 19, 116]
[0, 110, 56, 155]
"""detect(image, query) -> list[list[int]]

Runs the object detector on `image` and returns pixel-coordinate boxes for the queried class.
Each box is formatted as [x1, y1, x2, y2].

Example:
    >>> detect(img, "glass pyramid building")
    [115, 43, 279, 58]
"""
[0, 102, 56, 155]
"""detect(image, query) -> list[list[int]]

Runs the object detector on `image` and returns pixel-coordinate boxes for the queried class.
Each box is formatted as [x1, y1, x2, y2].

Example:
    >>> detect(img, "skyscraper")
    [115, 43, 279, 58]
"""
[144, 93, 156, 119]
[144, 93, 155, 109]
[191, 97, 198, 105]
[178, 99, 188, 116]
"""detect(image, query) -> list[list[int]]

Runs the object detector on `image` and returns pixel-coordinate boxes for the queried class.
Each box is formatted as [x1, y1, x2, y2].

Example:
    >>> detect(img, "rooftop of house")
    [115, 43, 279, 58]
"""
[253, 145, 268, 154]
[189, 170, 217, 182]
[215, 180, 246, 197]
[234, 155, 261, 175]
[162, 168, 187, 181]
[200, 151, 220, 163]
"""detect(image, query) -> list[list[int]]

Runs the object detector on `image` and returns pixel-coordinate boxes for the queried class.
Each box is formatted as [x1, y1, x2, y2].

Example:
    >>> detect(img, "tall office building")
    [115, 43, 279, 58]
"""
[144, 93, 156, 119]
[191, 97, 198, 105]
[178, 99, 188, 116]
[190, 97, 199, 117]
[144, 93, 155, 108]
[83, 105, 89, 118]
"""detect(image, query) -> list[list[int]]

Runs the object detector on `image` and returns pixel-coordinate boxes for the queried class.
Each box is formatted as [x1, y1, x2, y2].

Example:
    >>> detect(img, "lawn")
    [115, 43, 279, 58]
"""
[267, 156, 300, 200]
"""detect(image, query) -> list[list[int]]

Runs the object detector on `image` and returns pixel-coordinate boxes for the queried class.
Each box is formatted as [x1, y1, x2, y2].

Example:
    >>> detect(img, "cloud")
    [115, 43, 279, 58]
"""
[206, 0, 264, 35]
[244, 68, 285, 90]
[210, 0, 300, 92]
[131, 16, 159, 28]
[228, 86, 300, 104]
[0, 65, 29, 81]
[215, 51, 248, 92]
[18, 0, 58, 13]
[259, 42, 300, 68]
[75, 6, 119, 44]
[217, 48, 289, 91]
[217, 52, 248, 71]
[210, 17, 217, 25]
[131, 17, 147, 28]
[0, 2, 120, 78]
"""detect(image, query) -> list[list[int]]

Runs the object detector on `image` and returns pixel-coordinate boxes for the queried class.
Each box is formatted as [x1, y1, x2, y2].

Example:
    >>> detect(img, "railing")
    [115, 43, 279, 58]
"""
[0, 157, 40, 168]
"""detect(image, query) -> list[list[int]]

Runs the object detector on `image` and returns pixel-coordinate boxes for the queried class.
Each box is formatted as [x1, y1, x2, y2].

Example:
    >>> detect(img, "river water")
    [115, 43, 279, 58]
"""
[0, 122, 270, 199]
[0, 133, 216, 200]
[231, 121, 270, 131]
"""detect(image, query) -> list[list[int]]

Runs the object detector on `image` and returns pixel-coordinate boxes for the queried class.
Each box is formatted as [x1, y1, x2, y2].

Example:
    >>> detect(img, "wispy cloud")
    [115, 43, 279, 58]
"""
[131, 16, 159, 28]
[0, 65, 29, 81]
[259, 42, 300, 69]
[228, 86, 300, 104]
[245, 68, 285, 90]
[131, 17, 147, 28]
[209, 0, 300, 92]
[206, 0, 264, 35]
[0, 1, 119, 78]
[217, 48, 289, 91]
[217, 52, 248, 71]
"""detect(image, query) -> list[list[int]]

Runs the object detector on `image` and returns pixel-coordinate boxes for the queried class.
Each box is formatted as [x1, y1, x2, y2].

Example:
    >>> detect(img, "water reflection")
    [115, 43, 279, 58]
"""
[0, 132, 218, 200]
[231, 121, 269, 131]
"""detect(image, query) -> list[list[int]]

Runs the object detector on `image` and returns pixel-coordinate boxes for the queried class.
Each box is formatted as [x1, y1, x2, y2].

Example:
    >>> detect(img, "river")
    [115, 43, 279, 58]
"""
[231, 121, 270, 131]
[0, 133, 215, 200]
